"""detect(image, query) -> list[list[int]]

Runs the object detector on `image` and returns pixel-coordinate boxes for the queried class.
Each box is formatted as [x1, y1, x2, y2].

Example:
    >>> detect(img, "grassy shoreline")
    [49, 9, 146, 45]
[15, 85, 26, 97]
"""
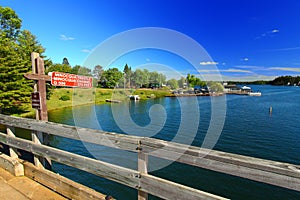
[19, 88, 172, 118]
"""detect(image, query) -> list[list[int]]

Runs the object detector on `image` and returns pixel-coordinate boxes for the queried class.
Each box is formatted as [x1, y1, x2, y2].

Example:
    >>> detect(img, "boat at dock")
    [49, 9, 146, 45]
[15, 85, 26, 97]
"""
[224, 84, 262, 96]
[129, 95, 140, 100]
[248, 91, 262, 96]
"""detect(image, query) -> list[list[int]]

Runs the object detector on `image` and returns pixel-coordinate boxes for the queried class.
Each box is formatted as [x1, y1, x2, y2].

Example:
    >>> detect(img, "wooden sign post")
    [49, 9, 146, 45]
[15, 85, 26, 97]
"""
[31, 52, 48, 121]
[25, 53, 93, 169]
[30, 52, 51, 169]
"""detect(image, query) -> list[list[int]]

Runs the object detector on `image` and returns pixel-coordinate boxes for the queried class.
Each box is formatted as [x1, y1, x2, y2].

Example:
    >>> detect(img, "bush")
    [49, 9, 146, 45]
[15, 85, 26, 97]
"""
[59, 95, 70, 101]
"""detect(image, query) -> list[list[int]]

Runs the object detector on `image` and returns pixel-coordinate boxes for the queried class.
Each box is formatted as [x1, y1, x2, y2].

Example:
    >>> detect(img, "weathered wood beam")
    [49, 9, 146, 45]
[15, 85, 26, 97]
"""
[140, 173, 229, 200]
[22, 161, 107, 200]
[141, 138, 300, 179]
[0, 132, 139, 188]
[138, 150, 148, 200]
[6, 126, 18, 159]
[0, 114, 140, 152]
[1, 114, 300, 192]
[0, 132, 226, 200]
[24, 74, 51, 81]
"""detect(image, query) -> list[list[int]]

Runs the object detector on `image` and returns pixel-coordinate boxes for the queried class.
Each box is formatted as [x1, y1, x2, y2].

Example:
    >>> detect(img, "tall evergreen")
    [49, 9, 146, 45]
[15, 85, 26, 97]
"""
[62, 57, 70, 66]
[0, 6, 46, 114]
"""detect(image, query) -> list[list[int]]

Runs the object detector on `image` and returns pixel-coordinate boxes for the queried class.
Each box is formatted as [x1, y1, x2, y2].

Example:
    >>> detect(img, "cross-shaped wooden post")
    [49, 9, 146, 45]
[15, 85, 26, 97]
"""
[24, 52, 51, 169]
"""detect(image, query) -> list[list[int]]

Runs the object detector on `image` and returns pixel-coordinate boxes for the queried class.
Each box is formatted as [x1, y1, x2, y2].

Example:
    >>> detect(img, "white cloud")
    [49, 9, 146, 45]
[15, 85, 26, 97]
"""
[242, 57, 249, 61]
[226, 68, 252, 73]
[81, 49, 91, 53]
[235, 65, 265, 70]
[221, 75, 276, 82]
[199, 61, 219, 65]
[255, 28, 279, 40]
[268, 46, 300, 52]
[60, 34, 75, 41]
[269, 67, 300, 72]
[186, 74, 276, 82]
[197, 68, 252, 73]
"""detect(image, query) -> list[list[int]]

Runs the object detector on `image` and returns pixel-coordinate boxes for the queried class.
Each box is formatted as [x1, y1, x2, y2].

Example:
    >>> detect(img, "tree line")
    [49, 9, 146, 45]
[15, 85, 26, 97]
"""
[47, 61, 168, 89]
[270, 76, 300, 86]
[0, 6, 227, 115]
[4, 6, 287, 116]
[228, 76, 300, 86]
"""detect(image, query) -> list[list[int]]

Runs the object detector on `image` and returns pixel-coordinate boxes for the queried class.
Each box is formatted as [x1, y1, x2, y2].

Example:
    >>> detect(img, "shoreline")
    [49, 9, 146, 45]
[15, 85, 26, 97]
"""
[18, 88, 172, 118]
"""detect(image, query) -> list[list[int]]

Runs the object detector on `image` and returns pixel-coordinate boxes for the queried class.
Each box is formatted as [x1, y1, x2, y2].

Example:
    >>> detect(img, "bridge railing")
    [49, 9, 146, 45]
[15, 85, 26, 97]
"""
[0, 114, 300, 199]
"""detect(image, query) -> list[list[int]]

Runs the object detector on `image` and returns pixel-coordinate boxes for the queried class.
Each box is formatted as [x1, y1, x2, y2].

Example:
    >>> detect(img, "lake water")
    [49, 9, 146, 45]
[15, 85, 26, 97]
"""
[48, 85, 300, 199]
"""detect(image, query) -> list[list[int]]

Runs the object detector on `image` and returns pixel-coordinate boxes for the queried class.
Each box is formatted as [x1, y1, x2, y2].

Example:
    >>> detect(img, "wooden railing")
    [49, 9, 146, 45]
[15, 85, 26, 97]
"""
[0, 114, 300, 199]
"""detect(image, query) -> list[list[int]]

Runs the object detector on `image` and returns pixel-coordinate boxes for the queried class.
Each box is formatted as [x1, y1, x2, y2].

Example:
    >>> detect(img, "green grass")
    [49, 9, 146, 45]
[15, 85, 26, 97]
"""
[18, 88, 172, 118]
[133, 88, 171, 99]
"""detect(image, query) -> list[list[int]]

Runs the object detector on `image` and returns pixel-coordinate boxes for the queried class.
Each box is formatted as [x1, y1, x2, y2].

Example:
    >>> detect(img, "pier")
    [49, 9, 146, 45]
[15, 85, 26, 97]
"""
[0, 114, 300, 199]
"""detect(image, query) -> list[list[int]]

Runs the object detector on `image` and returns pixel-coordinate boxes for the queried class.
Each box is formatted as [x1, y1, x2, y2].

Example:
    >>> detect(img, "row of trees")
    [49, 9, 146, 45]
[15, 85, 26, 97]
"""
[0, 6, 221, 115]
[270, 76, 300, 86]
[47, 61, 168, 89]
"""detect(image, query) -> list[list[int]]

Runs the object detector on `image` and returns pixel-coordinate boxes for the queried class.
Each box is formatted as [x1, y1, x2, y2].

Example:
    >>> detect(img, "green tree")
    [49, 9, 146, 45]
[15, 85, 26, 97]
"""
[270, 75, 300, 86]
[133, 69, 149, 88]
[62, 57, 70, 66]
[92, 65, 104, 80]
[101, 68, 123, 88]
[0, 6, 21, 39]
[123, 64, 132, 88]
[207, 82, 224, 93]
[47, 64, 72, 73]
[71, 65, 91, 76]
[178, 77, 187, 88]
[149, 71, 159, 84]
[187, 74, 205, 87]
[167, 79, 179, 89]
[0, 7, 47, 114]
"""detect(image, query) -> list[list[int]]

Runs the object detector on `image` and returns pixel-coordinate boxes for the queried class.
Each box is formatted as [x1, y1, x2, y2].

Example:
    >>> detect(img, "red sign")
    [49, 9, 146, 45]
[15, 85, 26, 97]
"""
[50, 72, 93, 88]
[31, 92, 40, 109]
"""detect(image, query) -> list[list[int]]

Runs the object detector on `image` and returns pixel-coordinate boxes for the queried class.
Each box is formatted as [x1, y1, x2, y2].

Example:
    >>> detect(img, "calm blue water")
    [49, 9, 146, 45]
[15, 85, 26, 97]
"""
[49, 85, 300, 200]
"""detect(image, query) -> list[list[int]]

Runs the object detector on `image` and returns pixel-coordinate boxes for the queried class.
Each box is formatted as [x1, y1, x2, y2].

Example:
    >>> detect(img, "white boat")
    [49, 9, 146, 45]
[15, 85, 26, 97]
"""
[129, 95, 140, 100]
[248, 91, 262, 96]
[241, 86, 251, 90]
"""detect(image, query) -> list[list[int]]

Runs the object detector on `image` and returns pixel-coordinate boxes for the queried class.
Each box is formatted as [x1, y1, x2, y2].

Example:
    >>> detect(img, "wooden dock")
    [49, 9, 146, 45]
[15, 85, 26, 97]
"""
[165, 93, 223, 97]
[105, 99, 122, 103]
[0, 114, 300, 199]
[0, 166, 67, 200]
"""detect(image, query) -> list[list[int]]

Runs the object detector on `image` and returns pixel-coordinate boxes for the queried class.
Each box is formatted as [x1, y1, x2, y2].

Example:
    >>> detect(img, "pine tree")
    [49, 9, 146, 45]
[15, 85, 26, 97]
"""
[62, 57, 70, 66]
[123, 64, 132, 88]
[0, 6, 46, 114]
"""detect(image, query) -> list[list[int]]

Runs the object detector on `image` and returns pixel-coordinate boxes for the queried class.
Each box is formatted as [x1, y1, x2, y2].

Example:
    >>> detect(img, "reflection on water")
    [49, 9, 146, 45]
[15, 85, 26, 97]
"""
[49, 85, 300, 200]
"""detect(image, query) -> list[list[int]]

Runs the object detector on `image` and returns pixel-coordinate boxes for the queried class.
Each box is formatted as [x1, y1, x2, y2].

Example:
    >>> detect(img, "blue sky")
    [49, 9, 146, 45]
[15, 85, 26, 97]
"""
[2, 0, 300, 81]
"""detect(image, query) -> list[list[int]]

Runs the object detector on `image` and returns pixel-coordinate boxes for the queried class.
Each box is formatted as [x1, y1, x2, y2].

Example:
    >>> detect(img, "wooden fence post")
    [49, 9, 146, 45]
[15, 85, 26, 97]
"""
[31, 52, 51, 169]
[6, 126, 18, 159]
[138, 140, 148, 200]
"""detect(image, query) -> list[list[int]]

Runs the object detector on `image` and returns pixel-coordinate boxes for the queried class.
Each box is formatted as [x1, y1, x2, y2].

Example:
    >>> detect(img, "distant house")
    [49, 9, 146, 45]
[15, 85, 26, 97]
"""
[194, 86, 209, 94]
[223, 85, 240, 92]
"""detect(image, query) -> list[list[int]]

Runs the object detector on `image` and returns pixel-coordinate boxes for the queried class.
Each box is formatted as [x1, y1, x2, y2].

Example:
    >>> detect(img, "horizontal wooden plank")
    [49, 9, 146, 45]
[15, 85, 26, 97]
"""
[0, 114, 140, 152]
[148, 147, 300, 191]
[1, 114, 300, 192]
[22, 161, 106, 200]
[0, 132, 226, 199]
[140, 173, 229, 200]
[0, 132, 140, 189]
[141, 138, 300, 191]
[24, 73, 51, 81]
